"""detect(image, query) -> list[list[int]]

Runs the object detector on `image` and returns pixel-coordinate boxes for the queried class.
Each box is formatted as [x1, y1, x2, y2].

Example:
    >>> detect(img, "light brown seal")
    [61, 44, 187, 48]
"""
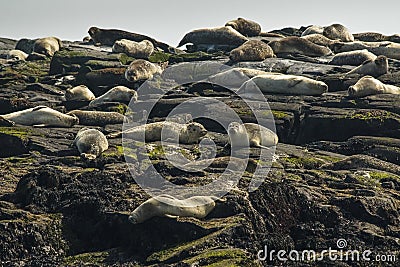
[32, 37, 62, 57]
[7, 50, 28, 61]
[228, 122, 278, 149]
[128, 195, 218, 224]
[345, 55, 388, 77]
[73, 128, 109, 160]
[1, 106, 78, 127]
[301, 25, 325, 36]
[65, 85, 95, 101]
[125, 59, 163, 82]
[301, 34, 339, 48]
[178, 26, 248, 47]
[329, 49, 377, 66]
[323, 24, 354, 42]
[89, 86, 138, 107]
[268, 37, 333, 57]
[108, 121, 207, 144]
[353, 32, 400, 43]
[225, 17, 262, 37]
[112, 39, 154, 59]
[348, 76, 400, 98]
[67, 110, 126, 126]
[229, 40, 275, 62]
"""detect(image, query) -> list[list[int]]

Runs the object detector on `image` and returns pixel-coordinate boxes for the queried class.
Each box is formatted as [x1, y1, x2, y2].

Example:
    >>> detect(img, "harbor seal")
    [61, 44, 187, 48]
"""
[67, 110, 126, 126]
[109, 121, 207, 144]
[64, 85, 95, 101]
[89, 86, 138, 107]
[206, 68, 275, 88]
[73, 128, 109, 160]
[228, 122, 278, 149]
[7, 50, 28, 61]
[332, 41, 400, 60]
[112, 39, 154, 59]
[1, 106, 78, 127]
[125, 59, 163, 82]
[32, 37, 62, 57]
[353, 32, 400, 43]
[128, 195, 217, 224]
[178, 26, 248, 47]
[229, 40, 275, 62]
[329, 49, 377, 66]
[301, 34, 339, 48]
[301, 25, 325, 36]
[345, 55, 388, 77]
[268, 37, 333, 57]
[88, 26, 170, 52]
[225, 17, 261, 37]
[238, 74, 328, 96]
[348, 76, 400, 98]
[323, 24, 354, 42]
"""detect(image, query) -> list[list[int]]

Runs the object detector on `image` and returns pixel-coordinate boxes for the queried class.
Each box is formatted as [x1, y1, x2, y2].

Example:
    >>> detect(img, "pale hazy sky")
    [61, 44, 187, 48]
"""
[1, 1, 399, 46]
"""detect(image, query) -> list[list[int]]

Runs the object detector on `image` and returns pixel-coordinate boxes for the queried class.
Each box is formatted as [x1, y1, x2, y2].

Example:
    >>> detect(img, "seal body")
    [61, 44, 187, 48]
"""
[112, 39, 154, 59]
[33, 37, 62, 57]
[354, 32, 400, 43]
[112, 121, 207, 144]
[238, 74, 328, 96]
[128, 195, 217, 224]
[346, 55, 388, 77]
[301, 34, 339, 48]
[65, 85, 95, 101]
[268, 37, 333, 57]
[88, 26, 170, 51]
[1, 106, 78, 127]
[67, 110, 125, 126]
[89, 86, 138, 107]
[206, 68, 275, 88]
[301, 25, 325, 36]
[229, 40, 275, 62]
[323, 24, 354, 42]
[332, 41, 400, 60]
[73, 128, 108, 160]
[125, 59, 163, 82]
[348, 76, 400, 98]
[178, 26, 248, 47]
[329, 49, 377, 66]
[7, 50, 28, 61]
[228, 122, 278, 148]
[225, 17, 261, 37]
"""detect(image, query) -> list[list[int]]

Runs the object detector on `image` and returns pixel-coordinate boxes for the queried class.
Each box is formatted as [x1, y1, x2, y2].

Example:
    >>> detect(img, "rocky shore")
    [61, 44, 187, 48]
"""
[0, 21, 399, 266]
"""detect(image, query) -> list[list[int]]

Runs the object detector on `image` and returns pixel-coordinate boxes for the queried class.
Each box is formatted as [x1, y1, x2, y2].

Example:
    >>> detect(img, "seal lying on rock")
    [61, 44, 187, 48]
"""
[348, 76, 400, 98]
[301, 25, 325, 36]
[125, 59, 163, 82]
[268, 37, 333, 57]
[67, 110, 126, 126]
[112, 39, 154, 59]
[178, 26, 248, 47]
[229, 40, 275, 62]
[332, 41, 400, 60]
[89, 86, 138, 107]
[353, 32, 400, 43]
[323, 23, 354, 42]
[329, 49, 377, 66]
[7, 50, 28, 61]
[73, 128, 108, 160]
[108, 121, 207, 144]
[345, 55, 388, 77]
[65, 85, 95, 101]
[228, 122, 278, 149]
[32, 37, 62, 57]
[88, 26, 170, 52]
[206, 68, 275, 88]
[225, 17, 261, 37]
[128, 195, 218, 224]
[1, 106, 78, 127]
[238, 74, 328, 96]
[301, 34, 339, 48]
